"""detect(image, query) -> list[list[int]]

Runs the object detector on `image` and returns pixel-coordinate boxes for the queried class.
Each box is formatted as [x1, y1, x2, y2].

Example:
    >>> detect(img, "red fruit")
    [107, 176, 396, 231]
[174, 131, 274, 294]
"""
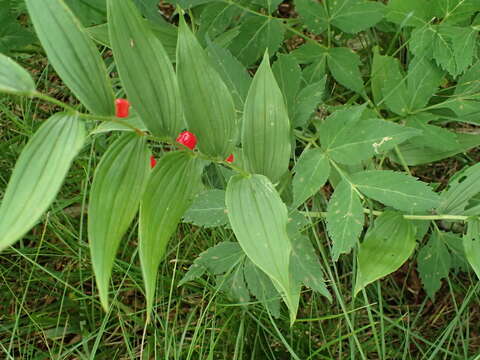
[176, 131, 197, 150]
[226, 154, 234, 163]
[150, 155, 157, 169]
[115, 99, 130, 118]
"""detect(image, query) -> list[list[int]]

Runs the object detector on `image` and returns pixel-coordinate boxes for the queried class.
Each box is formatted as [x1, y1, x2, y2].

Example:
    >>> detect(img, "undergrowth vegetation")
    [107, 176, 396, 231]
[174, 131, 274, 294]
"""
[1, 0, 480, 359]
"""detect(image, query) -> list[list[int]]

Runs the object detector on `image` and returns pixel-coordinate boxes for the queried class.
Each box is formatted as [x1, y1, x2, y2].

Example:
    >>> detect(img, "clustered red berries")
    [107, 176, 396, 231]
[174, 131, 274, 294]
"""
[176, 131, 197, 150]
[115, 98, 130, 118]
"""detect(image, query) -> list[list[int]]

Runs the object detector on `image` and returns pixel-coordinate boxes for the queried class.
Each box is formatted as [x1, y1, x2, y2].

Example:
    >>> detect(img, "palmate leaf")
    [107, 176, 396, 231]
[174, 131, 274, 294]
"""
[293, 77, 326, 128]
[417, 231, 452, 300]
[351, 170, 440, 213]
[463, 219, 480, 280]
[0, 113, 85, 252]
[25, 0, 115, 115]
[328, 0, 385, 34]
[327, 47, 364, 94]
[355, 211, 416, 295]
[177, 16, 237, 158]
[292, 148, 330, 208]
[326, 179, 364, 261]
[107, 0, 183, 138]
[88, 134, 150, 310]
[242, 52, 291, 183]
[139, 151, 205, 321]
[226, 174, 300, 324]
[0, 53, 35, 95]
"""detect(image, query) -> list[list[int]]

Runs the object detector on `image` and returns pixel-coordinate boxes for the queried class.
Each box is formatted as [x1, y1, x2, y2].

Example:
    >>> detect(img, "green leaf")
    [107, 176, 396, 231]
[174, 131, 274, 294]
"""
[139, 151, 204, 320]
[0, 53, 35, 95]
[404, 114, 458, 152]
[273, 54, 301, 120]
[406, 57, 444, 111]
[228, 15, 285, 66]
[351, 170, 440, 212]
[326, 119, 421, 165]
[326, 179, 364, 261]
[330, 0, 385, 34]
[432, 0, 479, 25]
[290, 235, 331, 300]
[295, 0, 329, 34]
[90, 113, 147, 134]
[292, 148, 330, 207]
[293, 77, 326, 128]
[243, 258, 281, 318]
[455, 61, 480, 99]
[183, 189, 229, 228]
[327, 47, 364, 94]
[319, 105, 365, 150]
[354, 211, 416, 295]
[385, 0, 432, 28]
[217, 260, 250, 303]
[242, 52, 291, 183]
[226, 174, 299, 324]
[198, 2, 240, 43]
[177, 16, 237, 158]
[417, 231, 452, 300]
[107, 0, 183, 138]
[206, 41, 251, 112]
[463, 219, 480, 280]
[438, 163, 480, 214]
[0, 113, 85, 252]
[88, 134, 150, 310]
[371, 46, 397, 107]
[25, 0, 115, 115]
[178, 241, 244, 286]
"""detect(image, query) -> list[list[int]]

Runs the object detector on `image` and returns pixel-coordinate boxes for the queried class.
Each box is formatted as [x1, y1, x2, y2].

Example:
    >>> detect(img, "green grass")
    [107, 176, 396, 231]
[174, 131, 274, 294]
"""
[1, 57, 480, 360]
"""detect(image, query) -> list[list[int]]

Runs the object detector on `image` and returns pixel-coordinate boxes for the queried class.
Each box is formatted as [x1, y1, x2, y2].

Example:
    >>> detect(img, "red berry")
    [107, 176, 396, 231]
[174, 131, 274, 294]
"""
[176, 131, 197, 150]
[115, 99, 130, 118]
[150, 155, 157, 169]
[226, 154, 234, 163]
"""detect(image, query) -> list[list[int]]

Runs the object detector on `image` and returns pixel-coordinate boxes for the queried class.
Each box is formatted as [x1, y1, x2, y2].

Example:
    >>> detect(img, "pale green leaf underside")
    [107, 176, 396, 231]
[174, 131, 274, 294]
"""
[89, 134, 150, 310]
[25, 0, 115, 115]
[0, 113, 85, 252]
[0, 53, 36, 94]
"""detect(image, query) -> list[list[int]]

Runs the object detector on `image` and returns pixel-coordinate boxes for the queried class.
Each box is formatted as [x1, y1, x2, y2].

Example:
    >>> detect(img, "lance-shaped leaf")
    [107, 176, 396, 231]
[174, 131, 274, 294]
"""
[0, 53, 35, 95]
[176, 16, 236, 158]
[326, 179, 364, 261]
[463, 219, 480, 280]
[88, 134, 150, 310]
[0, 113, 85, 252]
[25, 0, 115, 115]
[242, 53, 291, 183]
[139, 151, 204, 320]
[351, 170, 440, 212]
[355, 211, 416, 295]
[226, 174, 299, 324]
[107, 0, 183, 138]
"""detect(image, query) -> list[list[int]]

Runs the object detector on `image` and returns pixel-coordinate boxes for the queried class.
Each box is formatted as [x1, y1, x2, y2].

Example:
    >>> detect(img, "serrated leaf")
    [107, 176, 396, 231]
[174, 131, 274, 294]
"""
[463, 219, 480, 280]
[455, 61, 480, 99]
[198, 2, 240, 43]
[88, 134, 150, 310]
[327, 47, 364, 94]
[286, 210, 310, 238]
[385, 0, 432, 28]
[226, 174, 299, 324]
[327, 119, 421, 165]
[0, 53, 35, 95]
[273, 54, 301, 119]
[351, 170, 440, 212]
[326, 179, 364, 261]
[0, 113, 85, 252]
[433, 0, 479, 25]
[438, 163, 480, 214]
[183, 189, 229, 228]
[242, 52, 291, 183]
[293, 77, 326, 128]
[229, 15, 285, 66]
[243, 258, 281, 318]
[330, 0, 385, 34]
[290, 235, 331, 300]
[25, 0, 115, 115]
[404, 114, 458, 152]
[178, 241, 244, 286]
[206, 41, 251, 112]
[177, 16, 237, 158]
[417, 231, 452, 300]
[292, 148, 330, 207]
[407, 57, 444, 110]
[355, 211, 416, 295]
[218, 260, 250, 303]
[139, 151, 204, 320]
[108, 0, 182, 138]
